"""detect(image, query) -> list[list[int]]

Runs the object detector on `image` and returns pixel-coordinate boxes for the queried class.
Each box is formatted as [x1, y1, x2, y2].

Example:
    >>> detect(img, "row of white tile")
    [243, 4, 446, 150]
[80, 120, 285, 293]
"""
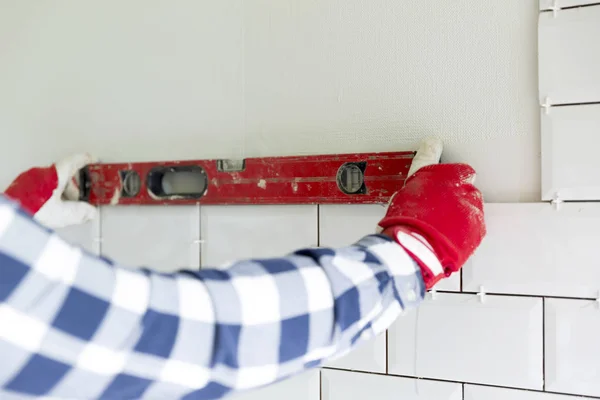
[392, 293, 600, 396]
[56, 203, 600, 299]
[230, 368, 593, 400]
[56, 205, 202, 271]
[326, 293, 600, 396]
[539, 4, 600, 105]
[323, 202, 600, 300]
[538, 3, 600, 201]
[57, 204, 318, 272]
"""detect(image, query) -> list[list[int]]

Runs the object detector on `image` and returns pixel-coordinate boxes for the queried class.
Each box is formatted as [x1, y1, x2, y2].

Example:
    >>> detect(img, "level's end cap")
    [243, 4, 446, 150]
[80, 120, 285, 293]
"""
[407, 137, 443, 177]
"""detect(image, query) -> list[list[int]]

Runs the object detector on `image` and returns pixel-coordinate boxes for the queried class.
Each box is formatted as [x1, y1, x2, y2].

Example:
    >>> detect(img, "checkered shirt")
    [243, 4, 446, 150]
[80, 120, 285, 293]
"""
[0, 194, 425, 399]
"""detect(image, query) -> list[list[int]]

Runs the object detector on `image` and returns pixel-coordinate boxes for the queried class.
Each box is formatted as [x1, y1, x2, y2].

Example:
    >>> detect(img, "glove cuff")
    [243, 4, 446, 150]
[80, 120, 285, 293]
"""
[382, 226, 449, 289]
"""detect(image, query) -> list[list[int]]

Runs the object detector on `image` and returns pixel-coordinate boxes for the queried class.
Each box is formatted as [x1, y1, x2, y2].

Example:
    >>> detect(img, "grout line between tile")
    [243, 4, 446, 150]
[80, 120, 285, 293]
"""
[540, 2, 600, 12]
[542, 297, 546, 391]
[319, 368, 323, 400]
[317, 204, 321, 247]
[321, 367, 600, 399]
[97, 206, 103, 256]
[461, 382, 465, 400]
[433, 290, 597, 302]
[385, 330, 389, 374]
[197, 203, 202, 269]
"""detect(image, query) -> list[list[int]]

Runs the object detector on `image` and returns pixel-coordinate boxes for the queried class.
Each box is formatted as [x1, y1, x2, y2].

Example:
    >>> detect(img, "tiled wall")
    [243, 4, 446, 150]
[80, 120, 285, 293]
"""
[55, 202, 600, 399]
[539, 2, 600, 202]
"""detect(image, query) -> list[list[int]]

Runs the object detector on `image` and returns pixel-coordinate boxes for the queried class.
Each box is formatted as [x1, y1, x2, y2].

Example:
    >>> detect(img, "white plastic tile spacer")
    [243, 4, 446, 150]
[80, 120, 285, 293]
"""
[428, 288, 437, 300]
[476, 286, 486, 303]
[93, 237, 103, 242]
[549, 0, 560, 17]
[541, 97, 552, 114]
[193, 239, 205, 244]
[551, 192, 562, 211]
[595, 291, 600, 308]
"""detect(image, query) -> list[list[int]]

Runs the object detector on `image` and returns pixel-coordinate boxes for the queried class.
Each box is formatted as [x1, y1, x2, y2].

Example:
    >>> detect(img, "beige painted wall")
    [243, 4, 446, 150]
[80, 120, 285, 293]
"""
[0, 0, 539, 202]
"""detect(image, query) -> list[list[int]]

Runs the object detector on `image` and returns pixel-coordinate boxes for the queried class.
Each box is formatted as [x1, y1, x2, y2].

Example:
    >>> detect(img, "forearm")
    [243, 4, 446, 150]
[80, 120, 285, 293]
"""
[288, 235, 425, 361]
[0, 194, 425, 399]
[196, 234, 426, 381]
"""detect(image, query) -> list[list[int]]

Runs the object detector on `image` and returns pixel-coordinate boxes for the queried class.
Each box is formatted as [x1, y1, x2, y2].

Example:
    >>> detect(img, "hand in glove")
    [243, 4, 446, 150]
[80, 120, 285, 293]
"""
[3, 154, 97, 229]
[378, 139, 486, 289]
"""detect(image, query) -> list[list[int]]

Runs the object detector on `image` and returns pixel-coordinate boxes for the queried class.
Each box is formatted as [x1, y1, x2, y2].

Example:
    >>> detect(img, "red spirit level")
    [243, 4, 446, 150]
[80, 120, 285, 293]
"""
[78, 151, 416, 206]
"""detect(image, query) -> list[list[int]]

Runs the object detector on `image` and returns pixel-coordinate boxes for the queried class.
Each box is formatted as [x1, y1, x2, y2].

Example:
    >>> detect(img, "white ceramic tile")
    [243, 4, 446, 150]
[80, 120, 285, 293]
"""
[545, 298, 600, 397]
[464, 385, 575, 400]
[322, 369, 462, 400]
[325, 333, 386, 373]
[201, 205, 317, 267]
[541, 104, 600, 201]
[388, 293, 543, 389]
[228, 370, 319, 400]
[539, 5, 600, 105]
[54, 218, 99, 255]
[540, 0, 600, 10]
[319, 204, 387, 247]
[319, 205, 460, 292]
[463, 203, 600, 298]
[100, 205, 200, 272]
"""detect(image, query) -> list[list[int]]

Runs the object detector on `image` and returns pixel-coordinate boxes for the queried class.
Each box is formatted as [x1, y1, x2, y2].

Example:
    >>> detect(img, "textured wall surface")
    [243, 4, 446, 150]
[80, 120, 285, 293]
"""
[0, 0, 540, 202]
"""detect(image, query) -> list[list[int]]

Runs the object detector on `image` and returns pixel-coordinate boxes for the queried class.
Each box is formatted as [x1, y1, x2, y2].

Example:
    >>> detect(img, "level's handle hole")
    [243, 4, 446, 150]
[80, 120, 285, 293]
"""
[147, 166, 208, 198]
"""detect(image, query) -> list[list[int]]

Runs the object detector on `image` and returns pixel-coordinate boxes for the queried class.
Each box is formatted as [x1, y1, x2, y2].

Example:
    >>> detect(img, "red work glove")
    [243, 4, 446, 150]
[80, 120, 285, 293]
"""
[3, 154, 98, 229]
[378, 141, 486, 289]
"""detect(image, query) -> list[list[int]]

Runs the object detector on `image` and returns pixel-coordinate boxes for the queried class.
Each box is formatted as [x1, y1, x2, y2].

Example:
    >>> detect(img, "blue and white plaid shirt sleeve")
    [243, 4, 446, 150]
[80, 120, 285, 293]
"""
[0, 194, 425, 400]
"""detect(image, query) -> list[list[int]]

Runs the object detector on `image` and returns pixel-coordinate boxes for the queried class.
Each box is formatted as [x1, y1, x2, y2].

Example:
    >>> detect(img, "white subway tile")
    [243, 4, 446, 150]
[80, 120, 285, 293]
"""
[539, 5, 600, 105]
[464, 384, 575, 399]
[100, 205, 200, 272]
[229, 370, 319, 400]
[322, 369, 462, 400]
[201, 205, 317, 267]
[320, 205, 459, 291]
[388, 293, 543, 389]
[540, 104, 600, 201]
[539, 0, 600, 10]
[463, 203, 600, 298]
[319, 204, 386, 247]
[324, 333, 386, 373]
[545, 298, 600, 397]
[55, 218, 100, 255]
